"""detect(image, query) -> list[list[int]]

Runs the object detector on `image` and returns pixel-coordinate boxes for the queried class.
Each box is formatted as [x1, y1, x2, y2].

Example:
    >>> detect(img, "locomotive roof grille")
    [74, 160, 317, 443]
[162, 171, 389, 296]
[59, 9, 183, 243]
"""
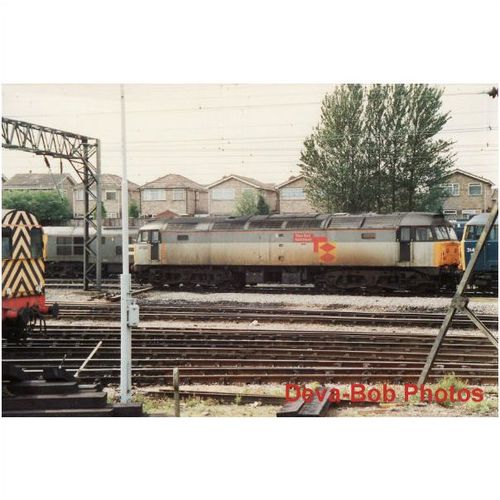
[285, 219, 324, 229]
[248, 219, 285, 229]
[328, 216, 365, 228]
[213, 220, 249, 230]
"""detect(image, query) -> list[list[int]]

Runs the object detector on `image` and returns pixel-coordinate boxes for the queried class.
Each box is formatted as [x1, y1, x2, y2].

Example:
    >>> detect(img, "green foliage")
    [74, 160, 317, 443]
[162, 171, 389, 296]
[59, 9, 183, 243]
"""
[129, 199, 140, 218]
[301, 84, 455, 213]
[235, 190, 258, 216]
[100, 201, 107, 219]
[235, 191, 271, 216]
[256, 194, 270, 215]
[2, 190, 72, 225]
[435, 374, 467, 407]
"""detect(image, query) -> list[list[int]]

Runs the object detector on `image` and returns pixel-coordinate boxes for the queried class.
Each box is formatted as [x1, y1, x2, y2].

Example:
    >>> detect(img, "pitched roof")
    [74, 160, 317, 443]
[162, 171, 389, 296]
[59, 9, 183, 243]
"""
[75, 174, 139, 190]
[276, 174, 304, 189]
[154, 209, 179, 219]
[207, 174, 275, 190]
[141, 173, 207, 191]
[442, 168, 494, 185]
[4, 173, 76, 189]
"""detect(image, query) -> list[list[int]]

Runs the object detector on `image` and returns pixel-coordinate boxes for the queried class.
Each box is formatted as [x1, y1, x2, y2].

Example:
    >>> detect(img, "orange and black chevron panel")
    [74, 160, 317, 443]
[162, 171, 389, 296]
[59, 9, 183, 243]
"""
[2, 210, 45, 299]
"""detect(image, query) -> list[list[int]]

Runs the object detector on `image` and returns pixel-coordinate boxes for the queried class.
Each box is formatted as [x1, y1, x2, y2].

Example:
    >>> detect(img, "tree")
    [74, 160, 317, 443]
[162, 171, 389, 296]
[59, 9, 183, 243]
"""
[256, 194, 270, 215]
[2, 190, 72, 225]
[129, 199, 140, 218]
[234, 190, 258, 216]
[100, 201, 107, 219]
[301, 84, 455, 213]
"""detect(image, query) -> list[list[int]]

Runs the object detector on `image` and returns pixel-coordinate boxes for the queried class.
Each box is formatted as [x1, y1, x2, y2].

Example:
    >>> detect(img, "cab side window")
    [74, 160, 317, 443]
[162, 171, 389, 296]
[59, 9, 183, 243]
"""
[433, 226, 449, 240]
[415, 227, 433, 241]
[2, 228, 12, 259]
[30, 227, 43, 258]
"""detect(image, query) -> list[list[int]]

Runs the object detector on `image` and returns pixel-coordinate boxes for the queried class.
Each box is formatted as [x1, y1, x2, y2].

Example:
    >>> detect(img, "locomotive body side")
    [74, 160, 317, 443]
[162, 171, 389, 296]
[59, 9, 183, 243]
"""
[134, 212, 460, 292]
[44, 226, 138, 278]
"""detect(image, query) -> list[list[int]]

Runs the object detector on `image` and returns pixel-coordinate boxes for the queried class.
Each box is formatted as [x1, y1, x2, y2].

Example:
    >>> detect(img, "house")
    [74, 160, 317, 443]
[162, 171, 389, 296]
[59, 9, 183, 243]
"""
[207, 174, 277, 215]
[73, 174, 140, 219]
[441, 169, 496, 219]
[276, 175, 315, 214]
[3, 172, 76, 208]
[139, 173, 208, 217]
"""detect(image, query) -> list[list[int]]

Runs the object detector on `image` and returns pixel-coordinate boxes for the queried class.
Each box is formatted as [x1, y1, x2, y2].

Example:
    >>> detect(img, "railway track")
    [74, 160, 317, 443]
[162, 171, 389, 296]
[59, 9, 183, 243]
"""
[45, 279, 497, 297]
[3, 325, 498, 385]
[50, 301, 499, 329]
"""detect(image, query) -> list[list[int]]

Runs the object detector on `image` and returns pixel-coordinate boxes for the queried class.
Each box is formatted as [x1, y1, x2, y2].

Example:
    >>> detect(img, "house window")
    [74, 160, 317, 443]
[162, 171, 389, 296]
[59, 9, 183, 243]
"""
[75, 188, 96, 200]
[107, 212, 118, 219]
[143, 189, 167, 201]
[281, 187, 306, 200]
[105, 190, 117, 201]
[468, 183, 482, 196]
[443, 183, 460, 197]
[172, 189, 185, 201]
[212, 188, 235, 201]
[443, 209, 457, 215]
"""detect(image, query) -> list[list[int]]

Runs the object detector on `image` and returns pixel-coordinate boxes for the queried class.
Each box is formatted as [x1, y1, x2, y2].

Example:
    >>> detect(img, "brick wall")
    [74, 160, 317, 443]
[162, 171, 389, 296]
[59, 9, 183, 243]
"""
[278, 177, 314, 214]
[140, 188, 207, 216]
[442, 172, 494, 218]
[73, 185, 140, 218]
[208, 178, 277, 215]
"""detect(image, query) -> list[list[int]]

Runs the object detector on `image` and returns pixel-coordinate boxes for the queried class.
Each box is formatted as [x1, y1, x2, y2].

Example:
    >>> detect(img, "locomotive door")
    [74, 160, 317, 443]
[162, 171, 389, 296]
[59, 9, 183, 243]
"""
[151, 230, 160, 261]
[398, 226, 411, 262]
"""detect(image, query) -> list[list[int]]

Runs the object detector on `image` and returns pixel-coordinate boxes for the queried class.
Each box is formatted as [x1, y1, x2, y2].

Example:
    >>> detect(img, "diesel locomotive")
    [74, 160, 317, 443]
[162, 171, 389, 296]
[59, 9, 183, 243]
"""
[133, 212, 461, 293]
[2, 209, 58, 338]
[44, 226, 138, 278]
[460, 213, 498, 292]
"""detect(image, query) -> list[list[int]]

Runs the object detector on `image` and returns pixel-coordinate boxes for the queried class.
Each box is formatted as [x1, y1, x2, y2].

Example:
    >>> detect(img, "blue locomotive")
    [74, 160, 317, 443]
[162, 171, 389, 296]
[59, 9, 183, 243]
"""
[461, 212, 498, 292]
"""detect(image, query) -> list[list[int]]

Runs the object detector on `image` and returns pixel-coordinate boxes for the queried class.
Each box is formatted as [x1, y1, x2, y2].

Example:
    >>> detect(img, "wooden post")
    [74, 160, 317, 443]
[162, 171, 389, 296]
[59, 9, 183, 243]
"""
[173, 367, 180, 417]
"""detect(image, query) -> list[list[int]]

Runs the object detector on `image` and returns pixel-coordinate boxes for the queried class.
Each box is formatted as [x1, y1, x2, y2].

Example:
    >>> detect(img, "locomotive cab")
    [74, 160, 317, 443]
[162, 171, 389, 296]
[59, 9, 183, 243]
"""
[460, 213, 498, 291]
[396, 214, 460, 268]
[2, 209, 58, 339]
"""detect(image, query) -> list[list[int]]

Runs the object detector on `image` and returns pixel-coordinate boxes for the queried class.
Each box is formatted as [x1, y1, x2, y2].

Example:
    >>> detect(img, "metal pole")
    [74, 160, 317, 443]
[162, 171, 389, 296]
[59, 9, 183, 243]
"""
[95, 139, 102, 291]
[120, 84, 132, 403]
[83, 139, 89, 291]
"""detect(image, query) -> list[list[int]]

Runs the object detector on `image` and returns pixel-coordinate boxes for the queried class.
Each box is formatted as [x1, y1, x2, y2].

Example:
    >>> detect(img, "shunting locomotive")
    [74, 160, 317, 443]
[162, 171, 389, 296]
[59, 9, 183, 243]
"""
[133, 212, 461, 293]
[2, 209, 58, 339]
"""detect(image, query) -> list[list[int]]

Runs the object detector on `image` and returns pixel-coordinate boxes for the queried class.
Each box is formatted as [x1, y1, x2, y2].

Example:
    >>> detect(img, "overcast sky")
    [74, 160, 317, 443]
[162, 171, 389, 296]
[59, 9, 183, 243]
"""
[1, 83, 498, 186]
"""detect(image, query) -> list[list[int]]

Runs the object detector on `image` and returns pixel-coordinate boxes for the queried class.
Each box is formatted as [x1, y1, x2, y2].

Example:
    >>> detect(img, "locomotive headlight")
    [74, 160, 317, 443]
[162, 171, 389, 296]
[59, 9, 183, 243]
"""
[35, 284, 42, 293]
[6, 287, 12, 296]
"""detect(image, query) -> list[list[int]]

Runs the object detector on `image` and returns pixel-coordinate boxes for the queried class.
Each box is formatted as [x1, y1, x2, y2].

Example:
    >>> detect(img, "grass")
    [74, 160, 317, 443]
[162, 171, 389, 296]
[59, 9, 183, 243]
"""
[434, 373, 469, 407]
[464, 399, 498, 415]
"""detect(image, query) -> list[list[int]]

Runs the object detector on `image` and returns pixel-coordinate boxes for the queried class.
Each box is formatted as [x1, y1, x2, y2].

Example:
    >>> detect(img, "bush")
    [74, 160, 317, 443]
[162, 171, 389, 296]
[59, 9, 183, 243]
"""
[2, 190, 72, 225]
